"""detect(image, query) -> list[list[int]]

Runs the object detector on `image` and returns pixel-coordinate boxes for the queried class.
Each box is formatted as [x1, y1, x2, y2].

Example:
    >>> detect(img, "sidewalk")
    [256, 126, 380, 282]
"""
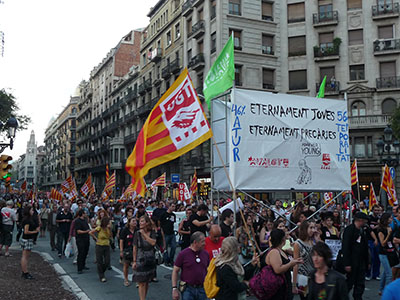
[0, 249, 76, 300]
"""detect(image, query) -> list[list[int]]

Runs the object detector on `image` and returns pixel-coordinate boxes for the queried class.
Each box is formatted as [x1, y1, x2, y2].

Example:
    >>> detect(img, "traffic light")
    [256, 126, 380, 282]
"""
[5, 176, 11, 192]
[0, 155, 12, 179]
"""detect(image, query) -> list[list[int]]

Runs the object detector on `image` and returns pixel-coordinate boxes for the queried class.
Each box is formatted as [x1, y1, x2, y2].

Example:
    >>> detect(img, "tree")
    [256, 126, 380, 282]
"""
[390, 105, 400, 140]
[0, 88, 30, 132]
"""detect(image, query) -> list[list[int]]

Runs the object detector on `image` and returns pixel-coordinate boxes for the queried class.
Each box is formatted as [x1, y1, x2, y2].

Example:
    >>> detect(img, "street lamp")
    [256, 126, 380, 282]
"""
[376, 125, 400, 167]
[0, 117, 19, 153]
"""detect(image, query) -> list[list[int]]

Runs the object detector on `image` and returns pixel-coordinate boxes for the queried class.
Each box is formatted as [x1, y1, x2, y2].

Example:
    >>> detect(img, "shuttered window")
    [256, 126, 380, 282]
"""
[262, 35, 274, 54]
[288, 36, 306, 56]
[289, 70, 307, 90]
[348, 30, 363, 45]
[350, 65, 365, 80]
[347, 0, 362, 10]
[262, 2, 273, 21]
[288, 3, 305, 23]
[319, 32, 333, 44]
[320, 67, 335, 80]
[380, 61, 396, 77]
[378, 25, 393, 39]
[263, 69, 274, 89]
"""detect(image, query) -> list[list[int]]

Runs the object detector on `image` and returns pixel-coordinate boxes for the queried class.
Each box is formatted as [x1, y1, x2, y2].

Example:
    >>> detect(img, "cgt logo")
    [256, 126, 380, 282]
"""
[321, 153, 331, 169]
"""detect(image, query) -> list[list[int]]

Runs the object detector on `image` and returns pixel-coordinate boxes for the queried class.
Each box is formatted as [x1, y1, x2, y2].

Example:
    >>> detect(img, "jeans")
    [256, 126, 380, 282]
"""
[57, 231, 69, 255]
[76, 238, 89, 272]
[379, 254, 392, 292]
[95, 245, 110, 279]
[182, 286, 206, 300]
[163, 234, 176, 264]
[366, 240, 380, 279]
[49, 227, 57, 250]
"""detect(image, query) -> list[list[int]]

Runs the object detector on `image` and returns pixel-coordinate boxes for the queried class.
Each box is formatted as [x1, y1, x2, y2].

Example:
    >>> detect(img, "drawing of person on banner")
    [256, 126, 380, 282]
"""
[297, 159, 312, 185]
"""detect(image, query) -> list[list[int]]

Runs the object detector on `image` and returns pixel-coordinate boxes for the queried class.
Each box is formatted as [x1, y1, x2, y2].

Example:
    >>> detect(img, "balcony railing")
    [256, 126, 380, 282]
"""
[372, 3, 400, 17]
[124, 133, 136, 144]
[314, 45, 339, 58]
[313, 11, 338, 25]
[150, 47, 162, 62]
[182, 0, 194, 15]
[316, 81, 340, 94]
[376, 76, 400, 89]
[263, 83, 275, 90]
[262, 45, 274, 55]
[162, 65, 171, 79]
[373, 39, 400, 53]
[349, 115, 391, 129]
[144, 78, 152, 91]
[138, 83, 145, 94]
[189, 20, 205, 38]
[170, 58, 181, 74]
[188, 53, 205, 70]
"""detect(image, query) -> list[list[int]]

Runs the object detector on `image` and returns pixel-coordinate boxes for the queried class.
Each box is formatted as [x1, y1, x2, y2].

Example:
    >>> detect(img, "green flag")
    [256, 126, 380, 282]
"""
[317, 75, 327, 98]
[203, 34, 235, 111]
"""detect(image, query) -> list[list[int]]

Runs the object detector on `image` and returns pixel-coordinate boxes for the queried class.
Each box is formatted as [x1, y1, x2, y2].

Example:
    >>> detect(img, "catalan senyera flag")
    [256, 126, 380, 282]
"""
[190, 170, 197, 196]
[104, 171, 116, 192]
[323, 192, 334, 207]
[350, 160, 358, 186]
[69, 178, 78, 202]
[369, 182, 377, 211]
[80, 174, 93, 197]
[106, 164, 110, 183]
[90, 182, 96, 196]
[151, 173, 166, 189]
[126, 68, 213, 196]
[21, 180, 27, 191]
[61, 175, 73, 194]
[50, 188, 63, 202]
[381, 165, 398, 207]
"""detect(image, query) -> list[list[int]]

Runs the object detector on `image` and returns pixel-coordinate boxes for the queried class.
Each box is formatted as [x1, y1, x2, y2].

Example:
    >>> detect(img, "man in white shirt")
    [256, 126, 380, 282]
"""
[0, 200, 17, 256]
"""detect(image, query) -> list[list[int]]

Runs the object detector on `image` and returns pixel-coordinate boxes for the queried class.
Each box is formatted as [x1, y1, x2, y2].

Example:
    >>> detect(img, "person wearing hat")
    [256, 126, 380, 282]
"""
[341, 211, 370, 300]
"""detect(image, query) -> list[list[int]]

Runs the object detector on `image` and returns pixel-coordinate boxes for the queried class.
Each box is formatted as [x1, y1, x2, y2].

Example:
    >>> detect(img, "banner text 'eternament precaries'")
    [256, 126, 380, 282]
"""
[229, 88, 350, 191]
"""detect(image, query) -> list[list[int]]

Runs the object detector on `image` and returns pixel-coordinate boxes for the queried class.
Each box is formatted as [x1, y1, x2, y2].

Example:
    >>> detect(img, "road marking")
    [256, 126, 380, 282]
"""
[111, 265, 132, 280]
[53, 263, 67, 275]
[160, 264, 173, 271]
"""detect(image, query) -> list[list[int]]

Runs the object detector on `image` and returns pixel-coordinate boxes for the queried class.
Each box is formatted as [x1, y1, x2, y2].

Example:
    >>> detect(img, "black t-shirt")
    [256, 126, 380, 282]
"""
[56, 210, 73, 233]
[312, 282, 327, 300]
[74, 217, 90, 240]
[160, 211, 176, 235]
[22, 218, 36, 240]
[119, 227, 135, 250]
[189, 213, 208, 235]
[378, 227, 395, 255]
[220, 222, 232, 238]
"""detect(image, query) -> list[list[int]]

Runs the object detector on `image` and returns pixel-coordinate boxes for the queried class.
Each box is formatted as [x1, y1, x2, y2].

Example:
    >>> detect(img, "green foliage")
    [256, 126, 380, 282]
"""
[0, 89, 30, 131]
[390, 106, 400, 139]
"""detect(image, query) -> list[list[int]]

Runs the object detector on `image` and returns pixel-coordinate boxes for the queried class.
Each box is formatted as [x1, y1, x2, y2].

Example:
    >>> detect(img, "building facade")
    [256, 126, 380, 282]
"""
[17, 131, 37, 188]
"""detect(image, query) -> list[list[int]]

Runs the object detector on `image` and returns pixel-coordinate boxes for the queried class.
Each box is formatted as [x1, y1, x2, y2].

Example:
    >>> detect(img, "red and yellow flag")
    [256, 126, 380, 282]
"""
[369, 182, 377, 211]
[151, 173, 166, 189]
[381, 165, 397, 207]
[126, 68, 213, 196]
[106, 164, 110, 183]
[104, 171, 116, 192]
[80, 174, 93, 197]
[21, 180, 27, 191]
[190, 170, 197, 196]
[350, 160, 358, 186]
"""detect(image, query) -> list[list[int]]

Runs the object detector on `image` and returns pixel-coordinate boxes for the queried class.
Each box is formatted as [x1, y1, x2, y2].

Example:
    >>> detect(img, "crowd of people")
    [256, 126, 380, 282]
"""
[0, 192, 400, 300]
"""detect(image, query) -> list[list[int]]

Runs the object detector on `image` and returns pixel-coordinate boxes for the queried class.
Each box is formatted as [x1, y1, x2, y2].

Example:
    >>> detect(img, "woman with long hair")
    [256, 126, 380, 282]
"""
[292, 220, 317, 299]
[20, 205, 40, 279]
[236, 214, 255, 264]
[119, 217, 136, 286]
[377, 212, 399, 295]
[178, 207, 193, 249]
[265, 229, 303, 300]
[90, 216, 112, 282]
[307, 242, 348, 300]
[132, 215, 157, 300]
[259, 217, 274, 251]
[214, 237, 250, 300]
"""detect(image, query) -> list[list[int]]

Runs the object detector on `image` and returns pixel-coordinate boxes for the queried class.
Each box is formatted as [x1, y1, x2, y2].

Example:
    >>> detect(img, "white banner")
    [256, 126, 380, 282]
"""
[227, 88, 350, 191]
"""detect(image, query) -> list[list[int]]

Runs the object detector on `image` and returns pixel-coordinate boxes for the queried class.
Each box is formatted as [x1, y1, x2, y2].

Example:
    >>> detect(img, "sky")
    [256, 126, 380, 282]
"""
[0, 0, 159, 161]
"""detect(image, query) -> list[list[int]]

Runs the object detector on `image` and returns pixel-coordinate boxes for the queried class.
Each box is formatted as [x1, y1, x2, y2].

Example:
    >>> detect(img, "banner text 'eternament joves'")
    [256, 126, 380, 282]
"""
[229, 88, 350, 191]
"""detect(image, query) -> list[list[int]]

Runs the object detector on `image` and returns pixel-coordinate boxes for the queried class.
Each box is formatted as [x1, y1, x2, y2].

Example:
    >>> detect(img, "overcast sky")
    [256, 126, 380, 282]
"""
[0, 0, 158, 160]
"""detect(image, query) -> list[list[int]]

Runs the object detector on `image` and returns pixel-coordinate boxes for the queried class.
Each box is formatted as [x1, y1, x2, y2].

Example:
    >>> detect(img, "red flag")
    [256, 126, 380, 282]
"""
[80, 174, 93, 197]
[151, 173, 166, 189]
[381, 165, 397, 206]
[125, 68, 212, 196]
[21, 180, 27, 191]
[369, 182, 377, 211]
[350, 160, 358, 186]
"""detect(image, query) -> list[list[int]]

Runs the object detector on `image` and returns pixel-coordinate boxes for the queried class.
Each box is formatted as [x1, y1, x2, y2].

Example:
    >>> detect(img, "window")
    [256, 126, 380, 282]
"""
[230, 29, 241, 50]
[319, 4, 333, 21]
[354, 137, 366, 158]
[288, 36, 306, 56]
[319, 32, 334, 49]
[350, 65, 365, 80]
[187, 18, 192, 35]
[229, 0, 241, 15]
[378, 25, 393, 39]
[262, 69, 274, 89]
[142, 53, 146, 65]
[378, 0, 394, 11]
[320, 66, 335, 82]
[235, 65, 242, 86]
[351, 100, 366, 116]
[198, 9, 204, 21]
[289, 70, 307, 90]
[166, 31, 172, 46]
[380, 61, 396, 78]
[211, 32, 216, 53]
[174, 0, 180, 10]
[382, 98, 397, 114]
[262, 1, 273, 21]
[348, 30, 363, 45]
[367, 137, 373, 158]
[175, 23, 180, 39]
[211, 0, 216, 19]
[262, 35, 274, 54]
[114, 149, 118, 162]
[288, 3, 305, 23]
[188, 49, 192, 61]
[347, 0, 362, 10]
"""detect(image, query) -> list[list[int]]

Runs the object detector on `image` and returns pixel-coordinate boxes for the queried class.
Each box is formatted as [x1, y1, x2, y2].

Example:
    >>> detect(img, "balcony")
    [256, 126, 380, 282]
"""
[373, 39, 400, 55]
[188, 53, 205, 71]
[124, 89, 137, 104]
[109, 122, 119, 132]
[150, 47, 162, 63]
[372, 3, 399, 19]
[263, 83, 275, 90]
[162, 65, 171, 79]
[153, 78, 162, 86]
[124, 133, 136, 144]
[262, 45, 274, 55]
[376, 76, 400, 89]
[125, 111, 136, 123]
[170, 58, 181, 74]
[314, 44, 340, 61]
[138, 83, 145, 95]
[144, 78, 152, 91]
[316, 81, 340, 94]
[349, 115, 391, 130]
[189, 20, 205, 39]
[109, 102, 120, 114]
[101, 109, 111, 119]
[182, 0, 194, 16]
[313, 11, 339, 26]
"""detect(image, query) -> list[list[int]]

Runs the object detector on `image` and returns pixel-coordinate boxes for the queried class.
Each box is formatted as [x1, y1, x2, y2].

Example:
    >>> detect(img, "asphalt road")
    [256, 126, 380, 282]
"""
[27, 233, 381, 300]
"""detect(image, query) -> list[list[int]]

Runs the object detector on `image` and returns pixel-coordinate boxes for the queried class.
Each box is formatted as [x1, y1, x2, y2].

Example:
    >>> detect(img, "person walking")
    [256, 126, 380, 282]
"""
[39, 199, 50, 237]
[160, 202, 177, 266]
[56, 204, 73, 258]
[220, 209, 234, 238]
[132, 215, 157, 300]
[20, 205, 40, 279]
[119, 217, 136, 286]
[172, 231, 210, 300]
[0, 200, 17, 257]
[90, 216, 112, 282]
[178, 207, 193, 249]
[47, 203, 58, 251]
[307, 241, 349, 300]
[74, 209, 91, 274]
[205, 224, 224, 260]
[342, 212, 370, 300]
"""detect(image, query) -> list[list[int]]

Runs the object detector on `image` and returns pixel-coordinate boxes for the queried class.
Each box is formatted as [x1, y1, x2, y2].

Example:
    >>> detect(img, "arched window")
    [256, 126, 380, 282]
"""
[351, 100, 366, 116]
[382, 98, 397, 115]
